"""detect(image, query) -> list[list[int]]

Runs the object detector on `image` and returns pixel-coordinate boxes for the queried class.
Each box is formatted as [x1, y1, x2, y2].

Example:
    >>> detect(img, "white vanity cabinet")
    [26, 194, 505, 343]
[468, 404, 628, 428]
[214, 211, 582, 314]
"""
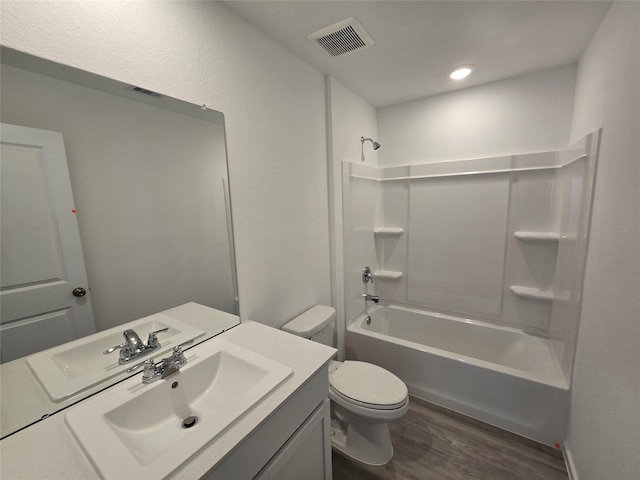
[203, 402, 333, 480]
[254, 400, 331, 480]
[0, 319, 336, 480]
[203, 368, 333, 480]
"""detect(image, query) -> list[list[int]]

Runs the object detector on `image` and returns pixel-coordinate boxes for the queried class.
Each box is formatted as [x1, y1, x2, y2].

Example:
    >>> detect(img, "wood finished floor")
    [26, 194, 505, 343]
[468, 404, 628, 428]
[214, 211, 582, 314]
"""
[332, 398, 568, 480]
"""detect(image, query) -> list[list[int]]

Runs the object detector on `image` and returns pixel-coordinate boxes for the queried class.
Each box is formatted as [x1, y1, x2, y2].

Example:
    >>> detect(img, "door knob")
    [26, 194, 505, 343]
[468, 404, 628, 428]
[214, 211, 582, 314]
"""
[72, 287, 87, 297]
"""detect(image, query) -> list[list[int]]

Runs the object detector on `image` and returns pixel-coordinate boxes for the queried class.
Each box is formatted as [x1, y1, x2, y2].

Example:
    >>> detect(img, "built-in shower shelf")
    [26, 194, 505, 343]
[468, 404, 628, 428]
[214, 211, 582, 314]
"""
[374, 270, 403, 280]
[514, 231, 560, 242]
[373, 227, 404, 236]
[510, 286, 554, 301]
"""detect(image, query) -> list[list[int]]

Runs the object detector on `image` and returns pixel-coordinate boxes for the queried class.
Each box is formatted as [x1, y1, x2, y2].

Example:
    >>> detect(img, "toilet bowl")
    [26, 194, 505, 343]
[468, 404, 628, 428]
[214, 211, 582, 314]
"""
[282, 305, 409, 466]
[328, 359, 408, 465]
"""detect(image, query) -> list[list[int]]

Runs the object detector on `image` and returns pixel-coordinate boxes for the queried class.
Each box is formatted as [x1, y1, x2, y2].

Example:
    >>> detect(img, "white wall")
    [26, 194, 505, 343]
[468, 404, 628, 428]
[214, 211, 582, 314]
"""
[0, 1, 331, 328]
[378, 64, 577, 165]
[326, 77, 378, 356]
[565, 2, 640, 479]
[328, 78, 380, 168]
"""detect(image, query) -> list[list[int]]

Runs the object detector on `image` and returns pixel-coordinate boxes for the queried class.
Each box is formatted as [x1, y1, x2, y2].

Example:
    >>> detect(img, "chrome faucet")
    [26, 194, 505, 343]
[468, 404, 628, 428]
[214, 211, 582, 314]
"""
[362, 266, 374, 284]
[103, 327, 169, 364]
[123, 329, 144, 352]
[128, 340, 193, 384]
[362, 293, 380, 303]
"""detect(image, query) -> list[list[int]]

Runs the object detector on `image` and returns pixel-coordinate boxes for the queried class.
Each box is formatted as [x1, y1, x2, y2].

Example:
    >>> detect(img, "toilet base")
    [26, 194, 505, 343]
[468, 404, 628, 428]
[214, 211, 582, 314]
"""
[330, 416, 394, 466]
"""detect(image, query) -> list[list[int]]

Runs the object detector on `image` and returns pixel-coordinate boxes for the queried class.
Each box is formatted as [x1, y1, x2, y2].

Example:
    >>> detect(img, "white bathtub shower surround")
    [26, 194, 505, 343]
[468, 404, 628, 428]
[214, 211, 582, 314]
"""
[548, 132, 601, 381]
[344, 151, 561, 335]
[343, 132, 599, 396]
[346, 304, 569, 446]
[407, 172, 510, 317]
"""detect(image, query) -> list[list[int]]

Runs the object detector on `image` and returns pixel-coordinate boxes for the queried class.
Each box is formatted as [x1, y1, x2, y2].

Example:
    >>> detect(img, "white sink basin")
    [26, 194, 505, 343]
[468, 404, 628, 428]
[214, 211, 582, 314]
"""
[27, 314, 204, 402]
[65, 337, 292, 480]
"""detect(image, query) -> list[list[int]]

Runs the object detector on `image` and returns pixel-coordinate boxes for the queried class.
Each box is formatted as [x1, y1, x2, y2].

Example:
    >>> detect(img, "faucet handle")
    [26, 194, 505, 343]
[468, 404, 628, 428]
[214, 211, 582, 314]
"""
[127, 358, 159, 379]
[173, 339, 194, 353]
[170, 341, 192, 370]
[171, 340, 194, 364]
[141, 358, 158, 380]
[127, 357, 152, 373]
[146, 327, 169, 348]
[362, 266, 374, 284]
[103, 342, 126, 355]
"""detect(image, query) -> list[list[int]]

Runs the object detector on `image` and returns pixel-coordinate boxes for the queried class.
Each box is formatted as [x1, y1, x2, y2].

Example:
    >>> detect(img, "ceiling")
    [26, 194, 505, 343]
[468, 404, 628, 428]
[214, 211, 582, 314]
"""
[225, 0, 612, 108]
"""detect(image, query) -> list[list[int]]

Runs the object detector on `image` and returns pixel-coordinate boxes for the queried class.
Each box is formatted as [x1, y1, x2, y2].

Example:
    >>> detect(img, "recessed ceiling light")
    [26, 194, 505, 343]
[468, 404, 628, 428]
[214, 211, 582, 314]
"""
[448, 65, 475, 80]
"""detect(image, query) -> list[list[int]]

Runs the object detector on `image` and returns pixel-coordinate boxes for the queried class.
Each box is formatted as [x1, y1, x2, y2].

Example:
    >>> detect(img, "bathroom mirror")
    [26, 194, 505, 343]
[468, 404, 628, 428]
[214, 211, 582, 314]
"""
[0, 47, 239, 437]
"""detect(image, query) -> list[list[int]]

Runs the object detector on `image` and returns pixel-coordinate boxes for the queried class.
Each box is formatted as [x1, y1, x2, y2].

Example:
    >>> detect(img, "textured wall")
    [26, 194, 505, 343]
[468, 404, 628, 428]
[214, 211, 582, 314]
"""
[566, 2, 640, 479]
[378, 64, 577, 165]
[326, 77, 379, 357]
[1, 1, 331, 327]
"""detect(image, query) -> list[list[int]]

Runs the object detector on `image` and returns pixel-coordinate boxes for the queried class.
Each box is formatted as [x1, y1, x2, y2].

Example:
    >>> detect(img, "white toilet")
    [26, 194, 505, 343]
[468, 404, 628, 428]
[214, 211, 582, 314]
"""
[282, 305, 409, 466]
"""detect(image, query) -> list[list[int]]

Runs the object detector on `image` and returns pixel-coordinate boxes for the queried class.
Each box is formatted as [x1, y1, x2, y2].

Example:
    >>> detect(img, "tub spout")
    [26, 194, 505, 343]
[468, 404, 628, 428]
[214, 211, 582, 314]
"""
[362, 293, 380, 303]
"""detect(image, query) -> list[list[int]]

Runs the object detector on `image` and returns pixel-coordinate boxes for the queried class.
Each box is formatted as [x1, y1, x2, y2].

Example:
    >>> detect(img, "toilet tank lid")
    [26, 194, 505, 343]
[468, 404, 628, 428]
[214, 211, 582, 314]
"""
[282, 305, 336, 337]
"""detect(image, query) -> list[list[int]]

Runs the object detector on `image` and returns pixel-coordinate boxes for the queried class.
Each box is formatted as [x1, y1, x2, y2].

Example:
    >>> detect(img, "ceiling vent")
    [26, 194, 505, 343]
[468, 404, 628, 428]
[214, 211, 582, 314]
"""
[308, 17, 373, 57]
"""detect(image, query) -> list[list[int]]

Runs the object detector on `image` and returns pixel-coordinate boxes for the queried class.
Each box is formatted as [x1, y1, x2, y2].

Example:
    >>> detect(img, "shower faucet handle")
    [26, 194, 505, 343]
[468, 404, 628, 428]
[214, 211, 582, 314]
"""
[362, 266, 374, 284]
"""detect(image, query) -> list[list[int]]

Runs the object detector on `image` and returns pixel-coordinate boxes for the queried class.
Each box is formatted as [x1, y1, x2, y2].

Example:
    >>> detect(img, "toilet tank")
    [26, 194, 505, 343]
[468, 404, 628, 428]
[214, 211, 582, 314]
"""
[282, 305, 336, 347]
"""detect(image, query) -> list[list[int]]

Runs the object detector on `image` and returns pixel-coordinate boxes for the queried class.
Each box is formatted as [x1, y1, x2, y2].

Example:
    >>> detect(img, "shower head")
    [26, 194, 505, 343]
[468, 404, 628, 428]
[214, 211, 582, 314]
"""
[361, 136, 381, 150]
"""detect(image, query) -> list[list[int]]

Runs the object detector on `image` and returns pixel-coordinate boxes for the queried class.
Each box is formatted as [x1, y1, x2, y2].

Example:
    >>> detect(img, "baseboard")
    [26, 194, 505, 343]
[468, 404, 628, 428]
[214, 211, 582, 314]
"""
[563, 441, 579, 480]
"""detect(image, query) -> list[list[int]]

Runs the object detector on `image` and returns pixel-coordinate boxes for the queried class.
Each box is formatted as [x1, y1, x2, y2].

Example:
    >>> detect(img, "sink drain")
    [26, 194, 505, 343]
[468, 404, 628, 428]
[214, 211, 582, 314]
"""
[182, 415, 198, 429]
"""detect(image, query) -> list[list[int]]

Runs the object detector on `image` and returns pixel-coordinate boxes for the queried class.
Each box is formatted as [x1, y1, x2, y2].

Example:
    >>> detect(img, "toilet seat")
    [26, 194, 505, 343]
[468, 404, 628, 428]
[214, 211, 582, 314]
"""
[330, 386, 409, 412]
[329, 361, 408, 410]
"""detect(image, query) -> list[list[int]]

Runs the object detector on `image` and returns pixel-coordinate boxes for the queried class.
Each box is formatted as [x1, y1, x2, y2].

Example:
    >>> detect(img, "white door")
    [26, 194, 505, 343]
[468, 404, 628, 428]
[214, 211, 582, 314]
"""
[1, 123, 96, 363]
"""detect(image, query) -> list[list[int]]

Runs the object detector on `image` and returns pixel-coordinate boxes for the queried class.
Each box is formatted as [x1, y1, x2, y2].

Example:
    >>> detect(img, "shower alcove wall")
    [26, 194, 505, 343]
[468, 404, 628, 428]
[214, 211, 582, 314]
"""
[342, 131, 599, 443]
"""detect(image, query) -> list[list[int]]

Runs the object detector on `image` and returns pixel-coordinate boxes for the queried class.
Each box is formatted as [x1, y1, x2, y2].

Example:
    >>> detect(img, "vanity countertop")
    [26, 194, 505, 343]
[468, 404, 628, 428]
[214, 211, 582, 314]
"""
[0, 302, 240, 438]
[0, 320, 336, 479]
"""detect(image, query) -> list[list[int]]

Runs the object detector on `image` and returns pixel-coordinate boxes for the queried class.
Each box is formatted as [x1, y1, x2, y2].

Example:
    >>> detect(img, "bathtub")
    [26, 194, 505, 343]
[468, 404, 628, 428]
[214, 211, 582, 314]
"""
[345, 304, 569, 446]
